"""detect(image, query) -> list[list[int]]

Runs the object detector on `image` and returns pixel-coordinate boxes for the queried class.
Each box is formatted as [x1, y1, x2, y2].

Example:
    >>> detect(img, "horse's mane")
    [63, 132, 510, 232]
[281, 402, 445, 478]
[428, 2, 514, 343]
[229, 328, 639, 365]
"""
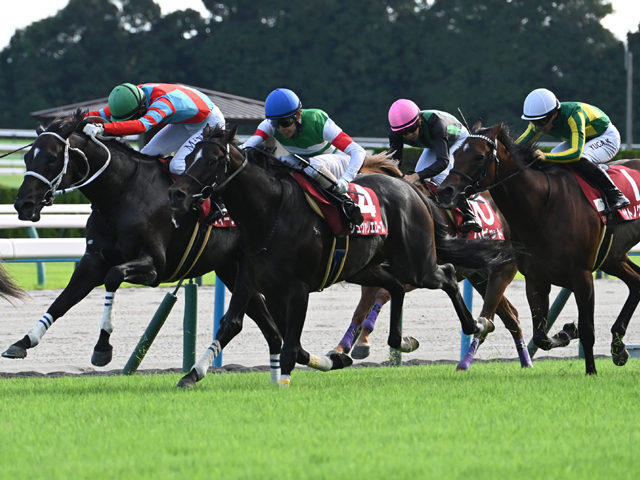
[360, 152, 403, 178]
[46, 108, 163, 163]
[478, 123, 554, 172]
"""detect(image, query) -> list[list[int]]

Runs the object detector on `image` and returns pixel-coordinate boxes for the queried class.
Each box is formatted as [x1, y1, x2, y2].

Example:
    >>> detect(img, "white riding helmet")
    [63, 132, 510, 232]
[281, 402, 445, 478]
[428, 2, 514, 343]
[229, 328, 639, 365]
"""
[521, 88, 560, 121]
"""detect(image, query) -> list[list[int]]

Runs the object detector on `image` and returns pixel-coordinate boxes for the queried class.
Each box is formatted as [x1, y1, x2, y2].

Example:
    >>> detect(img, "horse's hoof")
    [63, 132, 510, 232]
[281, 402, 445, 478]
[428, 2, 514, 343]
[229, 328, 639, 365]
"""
[325, 349, 343, 357]
[612, 344, 629, 366]
[329, 353, 353, 370]
[1, 345, 27, 359]
[398, 336, 419, 353]
[562, 323, 579, 340]
[351, 344, 370, 359]
[91, 346, 113, 367]
[476, 317, 495, 336]
[456, 363, 470, 372]
[176, 370, 198, 389]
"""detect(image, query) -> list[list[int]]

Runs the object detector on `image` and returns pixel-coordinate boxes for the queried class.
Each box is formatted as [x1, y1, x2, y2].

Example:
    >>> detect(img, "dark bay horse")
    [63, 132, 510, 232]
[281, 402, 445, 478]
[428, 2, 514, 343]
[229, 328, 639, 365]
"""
[438, 121, 640, 375]
[331, 157, 531, 370]
[168, 125, 509, 387]
[1, 109, 289, 379]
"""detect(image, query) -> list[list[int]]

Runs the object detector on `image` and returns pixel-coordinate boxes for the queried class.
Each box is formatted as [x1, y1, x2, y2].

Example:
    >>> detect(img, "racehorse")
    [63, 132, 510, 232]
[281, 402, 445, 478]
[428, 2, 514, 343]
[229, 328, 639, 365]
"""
[2, 109, 293, 378]
[330, 157, 531, 370]
[168, 125, 510, 387]
[438, 121, 640, 375]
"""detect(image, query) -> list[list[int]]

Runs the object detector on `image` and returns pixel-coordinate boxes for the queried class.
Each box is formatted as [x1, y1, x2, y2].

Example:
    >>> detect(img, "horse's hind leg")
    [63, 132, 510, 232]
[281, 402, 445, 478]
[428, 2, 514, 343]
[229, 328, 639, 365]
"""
[601, 257, 640, 366]
[2, 253, 108, 360]
[571, 270, 597, 375]
[330, 286, 379, 356]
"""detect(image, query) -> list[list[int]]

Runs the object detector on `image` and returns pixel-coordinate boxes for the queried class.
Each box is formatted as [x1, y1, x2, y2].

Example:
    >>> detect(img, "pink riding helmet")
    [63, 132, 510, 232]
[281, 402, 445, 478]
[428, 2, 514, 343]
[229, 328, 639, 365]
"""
[388, 99, 420, 131]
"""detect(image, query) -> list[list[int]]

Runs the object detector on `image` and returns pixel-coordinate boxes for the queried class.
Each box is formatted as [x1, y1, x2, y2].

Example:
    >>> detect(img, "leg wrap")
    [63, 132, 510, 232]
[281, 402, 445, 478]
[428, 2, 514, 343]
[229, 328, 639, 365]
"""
[192, 340, 221, 381]
[339, 323, 358, 351]
[362, 301, 383, 332]
[457, 337, 480, 370]
[100, 291, 116, 335]
[27, 313, 54, 348]
[515, 338, 533, 368]
[307, 354, 333, 372]
[270, 354, 281, 383]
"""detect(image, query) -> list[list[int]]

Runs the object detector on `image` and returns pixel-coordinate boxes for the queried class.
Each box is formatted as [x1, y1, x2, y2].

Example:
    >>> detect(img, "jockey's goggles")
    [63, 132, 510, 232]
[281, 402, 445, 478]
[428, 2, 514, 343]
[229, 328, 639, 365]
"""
[531, 111, 556, 128]
[399, 121, 419, 136]
[276, 116, 297, 128]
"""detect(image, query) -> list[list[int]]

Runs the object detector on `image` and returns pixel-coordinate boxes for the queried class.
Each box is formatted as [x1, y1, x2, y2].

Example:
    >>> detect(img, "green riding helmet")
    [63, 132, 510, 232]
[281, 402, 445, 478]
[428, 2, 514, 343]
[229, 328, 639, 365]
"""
[108, 83, 146, 121]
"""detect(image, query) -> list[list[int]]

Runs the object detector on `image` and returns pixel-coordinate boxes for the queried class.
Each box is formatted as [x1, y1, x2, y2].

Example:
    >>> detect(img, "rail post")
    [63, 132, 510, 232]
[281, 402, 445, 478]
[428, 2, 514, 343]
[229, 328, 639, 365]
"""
[122, 280, 184, 375]
[460, 279, 473, 361]
[212, 275, 225, 367]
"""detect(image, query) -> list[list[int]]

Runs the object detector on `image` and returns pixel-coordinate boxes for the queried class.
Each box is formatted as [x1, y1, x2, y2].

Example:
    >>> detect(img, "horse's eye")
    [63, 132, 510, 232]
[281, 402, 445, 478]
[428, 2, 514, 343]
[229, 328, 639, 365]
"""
[474, 154, 485, 162]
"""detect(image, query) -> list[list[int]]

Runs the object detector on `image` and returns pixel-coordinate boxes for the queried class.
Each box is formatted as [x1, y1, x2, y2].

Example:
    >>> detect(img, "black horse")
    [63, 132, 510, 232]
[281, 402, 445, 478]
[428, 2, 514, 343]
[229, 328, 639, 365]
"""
[168, 125, 510, 387]
[2, 109, 291, 377]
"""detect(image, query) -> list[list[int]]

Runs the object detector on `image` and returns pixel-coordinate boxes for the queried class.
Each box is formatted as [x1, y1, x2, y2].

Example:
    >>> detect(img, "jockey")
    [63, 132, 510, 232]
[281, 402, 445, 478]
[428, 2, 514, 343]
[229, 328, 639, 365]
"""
[516, 88, 629, 212]
[388, 99, 482, 234]
[83, 83, 228, 218]
[240, 88, 365, 225]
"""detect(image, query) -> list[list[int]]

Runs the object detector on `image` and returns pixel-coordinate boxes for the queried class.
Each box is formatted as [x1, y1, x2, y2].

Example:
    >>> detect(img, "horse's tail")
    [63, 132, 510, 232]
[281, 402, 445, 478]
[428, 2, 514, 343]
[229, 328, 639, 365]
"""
[0, 263, 26, 304]
[435, 237, 516, 276]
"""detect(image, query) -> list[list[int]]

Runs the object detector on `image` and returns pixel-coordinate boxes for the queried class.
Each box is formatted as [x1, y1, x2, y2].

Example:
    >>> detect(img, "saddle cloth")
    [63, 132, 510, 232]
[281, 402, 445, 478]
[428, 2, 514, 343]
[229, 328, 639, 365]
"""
[572, 164, 640, 224]
[292, 173, 388, 237]
[423, 183, 505, 240]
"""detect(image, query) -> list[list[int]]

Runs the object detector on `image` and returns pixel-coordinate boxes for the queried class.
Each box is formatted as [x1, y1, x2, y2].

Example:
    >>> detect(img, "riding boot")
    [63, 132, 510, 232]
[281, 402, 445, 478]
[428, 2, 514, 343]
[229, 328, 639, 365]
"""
[572, 158, 630, 212]
[341, 195, 364, 226]
[457, 197, 482, 234]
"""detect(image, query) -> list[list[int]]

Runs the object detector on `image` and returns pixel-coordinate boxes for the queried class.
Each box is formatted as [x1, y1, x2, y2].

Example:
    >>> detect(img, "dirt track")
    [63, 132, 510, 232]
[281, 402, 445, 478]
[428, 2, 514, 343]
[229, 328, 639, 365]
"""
[1, 278, 639, 376]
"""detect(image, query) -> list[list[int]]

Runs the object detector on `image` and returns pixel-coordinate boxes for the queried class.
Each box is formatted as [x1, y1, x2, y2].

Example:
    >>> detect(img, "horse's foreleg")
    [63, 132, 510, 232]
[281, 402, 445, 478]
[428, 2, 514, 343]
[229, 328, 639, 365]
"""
[571, 271, 597, 375]
[279, 282, 311, 388]
[526, 279, 574, 352]
[244, 293, 283, 383]
[1, 253, 107, 360]
[602, 258, 640, 367]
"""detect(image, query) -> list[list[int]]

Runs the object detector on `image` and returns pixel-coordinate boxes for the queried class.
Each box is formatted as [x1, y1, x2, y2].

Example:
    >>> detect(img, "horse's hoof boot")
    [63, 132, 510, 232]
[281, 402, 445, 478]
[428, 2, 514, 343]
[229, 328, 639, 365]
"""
[1, 345, 27, 359]
[351, 344, 370, 359]
[91, 346, 113, 367]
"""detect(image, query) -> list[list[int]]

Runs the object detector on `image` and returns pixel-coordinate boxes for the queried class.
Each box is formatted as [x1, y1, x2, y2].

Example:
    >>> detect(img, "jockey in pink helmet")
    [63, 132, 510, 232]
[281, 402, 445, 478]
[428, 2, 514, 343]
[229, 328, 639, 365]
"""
[388, 99, 481, 234]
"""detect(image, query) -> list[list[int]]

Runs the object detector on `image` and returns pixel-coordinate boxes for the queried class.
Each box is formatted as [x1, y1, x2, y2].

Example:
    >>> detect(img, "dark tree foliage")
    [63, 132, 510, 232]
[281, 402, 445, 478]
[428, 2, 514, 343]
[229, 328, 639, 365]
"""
[0, 0, 637, 140]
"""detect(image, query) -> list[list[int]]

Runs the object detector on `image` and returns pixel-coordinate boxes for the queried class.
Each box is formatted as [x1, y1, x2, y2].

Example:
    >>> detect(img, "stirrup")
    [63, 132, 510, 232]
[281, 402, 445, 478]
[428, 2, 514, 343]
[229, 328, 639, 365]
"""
[459, 217, 482, 234]
[605, 191, 630, 212]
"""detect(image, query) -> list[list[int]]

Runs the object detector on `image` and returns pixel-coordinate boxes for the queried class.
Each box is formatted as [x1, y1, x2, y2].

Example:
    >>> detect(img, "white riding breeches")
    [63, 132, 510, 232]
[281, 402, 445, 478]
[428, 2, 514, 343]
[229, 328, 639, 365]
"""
[415, 129, 468, 185]
[141, 106, 226, 174]
[279, 151, 350, 181]
[552, 123, 620, 164]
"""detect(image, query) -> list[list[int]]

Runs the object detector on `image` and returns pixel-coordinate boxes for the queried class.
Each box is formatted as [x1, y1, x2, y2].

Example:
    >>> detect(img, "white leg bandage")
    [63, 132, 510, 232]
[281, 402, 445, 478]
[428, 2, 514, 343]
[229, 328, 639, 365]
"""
[279, 374, 291, 388]
[307, 354, 333, 372]
[192, 340, 221, 380]
[270, 354, 281, 383]
[100, 291, 116, 334]
[27, 313, 54, 347]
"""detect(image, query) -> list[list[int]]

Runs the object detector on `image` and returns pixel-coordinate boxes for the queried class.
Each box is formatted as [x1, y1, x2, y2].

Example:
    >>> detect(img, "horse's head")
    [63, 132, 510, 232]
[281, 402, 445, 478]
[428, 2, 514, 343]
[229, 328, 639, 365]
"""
[168, 124, 240, 215]
[438, 122, 504, 209]
[15, 109, 89, 221]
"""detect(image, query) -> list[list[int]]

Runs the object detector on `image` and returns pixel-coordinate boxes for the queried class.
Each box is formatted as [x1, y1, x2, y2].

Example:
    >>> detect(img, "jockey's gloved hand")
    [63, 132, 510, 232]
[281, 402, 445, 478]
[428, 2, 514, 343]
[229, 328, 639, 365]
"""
[83, 123, 104, 137]
[333, 178, 349, 195]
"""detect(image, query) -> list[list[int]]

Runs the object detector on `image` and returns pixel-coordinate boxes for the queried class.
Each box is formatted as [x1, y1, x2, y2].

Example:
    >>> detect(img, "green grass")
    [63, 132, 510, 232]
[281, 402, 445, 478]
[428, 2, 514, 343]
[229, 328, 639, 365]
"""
[1, 360, 639, 479]
[3, 261, 218, 290]
[0, 174, 22, 187]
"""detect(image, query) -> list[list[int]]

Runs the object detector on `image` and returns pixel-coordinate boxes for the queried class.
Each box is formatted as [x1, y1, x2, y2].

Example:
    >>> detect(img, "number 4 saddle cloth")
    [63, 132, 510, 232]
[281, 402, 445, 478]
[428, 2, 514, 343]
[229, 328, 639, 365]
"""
[571, 164, 640, 224]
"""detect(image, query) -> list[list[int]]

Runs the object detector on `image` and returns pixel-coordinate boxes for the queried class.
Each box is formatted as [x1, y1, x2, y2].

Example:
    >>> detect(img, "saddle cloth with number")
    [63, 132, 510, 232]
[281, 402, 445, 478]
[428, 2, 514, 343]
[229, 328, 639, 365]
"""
[292, 173, 388, 236]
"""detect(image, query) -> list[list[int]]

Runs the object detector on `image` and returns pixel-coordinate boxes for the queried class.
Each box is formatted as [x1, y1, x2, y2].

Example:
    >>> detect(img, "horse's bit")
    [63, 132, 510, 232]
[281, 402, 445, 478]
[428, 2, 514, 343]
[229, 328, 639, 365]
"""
[24, 131, 111, 204]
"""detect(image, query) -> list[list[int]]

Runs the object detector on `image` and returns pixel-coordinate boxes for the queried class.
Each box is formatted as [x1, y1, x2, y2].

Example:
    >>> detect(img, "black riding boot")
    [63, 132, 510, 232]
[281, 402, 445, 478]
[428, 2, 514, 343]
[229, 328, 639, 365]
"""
[457, 197, 482, 234]
[341, 195, 364, 226]
[572, 158, 629, 212]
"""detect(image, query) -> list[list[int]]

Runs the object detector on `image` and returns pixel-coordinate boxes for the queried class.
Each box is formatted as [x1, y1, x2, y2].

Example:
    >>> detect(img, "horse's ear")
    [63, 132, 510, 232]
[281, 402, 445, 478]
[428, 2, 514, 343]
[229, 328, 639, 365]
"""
[471, 119, 482, 133]
[36, 124, 45, 136]
[202, 124, 212, 138]
[225, 125, 238, 143]
[489, 123, 502, 139]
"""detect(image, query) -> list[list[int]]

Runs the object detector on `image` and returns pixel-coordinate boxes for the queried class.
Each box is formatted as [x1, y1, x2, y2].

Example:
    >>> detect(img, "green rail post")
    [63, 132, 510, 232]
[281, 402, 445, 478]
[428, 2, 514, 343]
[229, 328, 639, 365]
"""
[182, 279, 198, 373]
[527, 287, 572, 358]
[27, 226, 46, 286]
[122, 280, 183, 375]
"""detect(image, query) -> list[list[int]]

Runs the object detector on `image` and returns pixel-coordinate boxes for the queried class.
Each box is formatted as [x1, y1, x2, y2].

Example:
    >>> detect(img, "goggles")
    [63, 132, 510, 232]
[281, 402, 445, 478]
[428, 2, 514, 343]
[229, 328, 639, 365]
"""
[276, 116, 297, 128]
[399, 121, 419, 136]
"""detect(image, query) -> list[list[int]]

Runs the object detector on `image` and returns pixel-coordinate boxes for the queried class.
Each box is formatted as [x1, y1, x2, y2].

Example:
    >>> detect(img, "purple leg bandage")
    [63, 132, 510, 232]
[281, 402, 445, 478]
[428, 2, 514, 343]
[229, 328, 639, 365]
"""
[457, 337, 480, 370]
[339, 323, 358, 351]
[362, 301, 383, 333]
[515, 338, 533, 367]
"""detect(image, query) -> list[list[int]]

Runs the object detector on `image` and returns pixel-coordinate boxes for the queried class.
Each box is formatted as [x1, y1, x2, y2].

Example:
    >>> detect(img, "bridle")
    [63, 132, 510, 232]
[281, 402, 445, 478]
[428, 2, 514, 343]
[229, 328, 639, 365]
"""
[183, 138, 248, 200]
[449, 133, 499, 196]
[24, 131, 112, 205]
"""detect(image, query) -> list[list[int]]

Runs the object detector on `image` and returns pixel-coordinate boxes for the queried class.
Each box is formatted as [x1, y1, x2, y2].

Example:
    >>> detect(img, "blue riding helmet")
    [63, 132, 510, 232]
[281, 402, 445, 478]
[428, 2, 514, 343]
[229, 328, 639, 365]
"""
[264, 88, 301, 119]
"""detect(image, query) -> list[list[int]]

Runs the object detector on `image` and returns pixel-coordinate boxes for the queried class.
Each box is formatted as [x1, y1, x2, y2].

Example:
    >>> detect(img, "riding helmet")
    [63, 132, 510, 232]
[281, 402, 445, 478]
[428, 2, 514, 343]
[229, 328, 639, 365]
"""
[264, 88, 301, 119]
[388, 99, 420, 131]
[108, 83, 147, 121]
[521, 88, 560, 121]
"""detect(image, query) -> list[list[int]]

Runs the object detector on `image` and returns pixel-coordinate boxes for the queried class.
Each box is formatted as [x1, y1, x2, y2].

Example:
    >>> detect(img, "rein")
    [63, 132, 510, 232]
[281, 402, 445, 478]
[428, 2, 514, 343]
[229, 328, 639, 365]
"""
[0, 142, 34, 159]
[24, 132, 112, 204]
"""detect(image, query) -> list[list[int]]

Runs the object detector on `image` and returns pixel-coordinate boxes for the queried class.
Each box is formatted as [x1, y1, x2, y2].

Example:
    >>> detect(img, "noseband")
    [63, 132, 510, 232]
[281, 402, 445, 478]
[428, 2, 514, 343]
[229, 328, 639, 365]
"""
[184, 138, 248, 199]
[449, 134, 499, 195]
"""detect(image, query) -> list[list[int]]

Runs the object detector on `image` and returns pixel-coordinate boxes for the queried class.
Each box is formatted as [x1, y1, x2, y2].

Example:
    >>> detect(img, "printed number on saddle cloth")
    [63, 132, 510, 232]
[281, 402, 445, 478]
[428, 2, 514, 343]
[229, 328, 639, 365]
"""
[348, 184, 388, 235]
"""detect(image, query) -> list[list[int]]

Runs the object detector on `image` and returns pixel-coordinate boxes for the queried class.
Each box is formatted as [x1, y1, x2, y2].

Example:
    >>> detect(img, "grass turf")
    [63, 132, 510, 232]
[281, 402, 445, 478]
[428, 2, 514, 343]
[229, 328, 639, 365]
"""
[1, 360, 640, 479]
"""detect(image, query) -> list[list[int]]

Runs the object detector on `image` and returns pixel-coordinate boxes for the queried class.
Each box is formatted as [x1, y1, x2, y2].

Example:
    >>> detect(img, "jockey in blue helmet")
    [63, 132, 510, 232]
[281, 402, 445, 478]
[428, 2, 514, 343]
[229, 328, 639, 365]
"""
[242, 88, 366, 225]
